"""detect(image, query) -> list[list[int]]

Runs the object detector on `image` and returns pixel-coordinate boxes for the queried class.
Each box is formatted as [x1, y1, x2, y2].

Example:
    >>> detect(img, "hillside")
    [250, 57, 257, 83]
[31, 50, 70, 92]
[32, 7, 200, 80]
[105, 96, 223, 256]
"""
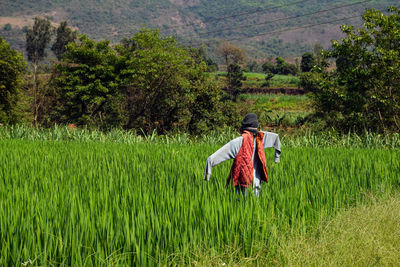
[0, 0, 398, 59]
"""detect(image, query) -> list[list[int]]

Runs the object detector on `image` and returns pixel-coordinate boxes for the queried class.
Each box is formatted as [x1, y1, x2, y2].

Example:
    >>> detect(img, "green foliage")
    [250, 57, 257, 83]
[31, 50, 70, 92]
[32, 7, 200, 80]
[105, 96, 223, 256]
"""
[313, 43, 325, 67]
[276, 56, 298, 75]
[25, 17, 54, 126]
[262, 61, 275, 73]
[205, 58, 218, 72]
[270, 74, 300, 88]
[246, 60, 263, 73]
[242, 72, 267, 79]
[275, 56, 285, 70]
[25, 17, 52, 65]
[262, 57, 298, 76]
[51, 21, 78, 61]
[118, 29, 223, 134]
[52, 35, 124, 128]
[3, 23, 12, 31]
[302, 7, 400, 133]
[261, 60, 299, 87]
[216, 72, 300, 89]
[264, 72, 274, 87]
[0, 37, 26, 124]
[2, 28, 229, 133]
[226, 63, 245, 101]
[238, 93, 311, 128]
[301, 51, 317, 72]
[241, 94, 311, 111]
[193, 44, 218, 72]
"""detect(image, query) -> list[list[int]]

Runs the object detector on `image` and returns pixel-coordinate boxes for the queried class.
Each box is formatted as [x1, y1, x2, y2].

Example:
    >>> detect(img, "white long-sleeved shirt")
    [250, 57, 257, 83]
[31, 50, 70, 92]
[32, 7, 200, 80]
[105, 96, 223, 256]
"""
[203, 131, 281, 190]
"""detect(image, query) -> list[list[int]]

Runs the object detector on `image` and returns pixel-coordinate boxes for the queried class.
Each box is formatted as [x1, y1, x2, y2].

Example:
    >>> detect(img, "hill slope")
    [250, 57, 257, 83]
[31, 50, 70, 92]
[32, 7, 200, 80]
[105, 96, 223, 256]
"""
[0, 0, 398, 58]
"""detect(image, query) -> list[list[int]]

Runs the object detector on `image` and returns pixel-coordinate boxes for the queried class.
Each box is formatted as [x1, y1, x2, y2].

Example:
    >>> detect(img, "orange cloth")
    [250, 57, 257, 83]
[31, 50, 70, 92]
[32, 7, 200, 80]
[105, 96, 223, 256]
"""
[227, 131, 268, 187]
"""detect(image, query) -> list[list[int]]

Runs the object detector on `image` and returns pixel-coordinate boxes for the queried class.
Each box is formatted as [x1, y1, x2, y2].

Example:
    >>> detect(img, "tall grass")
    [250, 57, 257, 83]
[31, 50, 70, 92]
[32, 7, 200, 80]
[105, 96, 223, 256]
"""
[241, 73, 300, 88]
[280, 194, 400, 266]
[0, 140, 399, 265]
[215, 72, 300, 88]
[0, 125, 399, 148]
[240, 94, 311, 111]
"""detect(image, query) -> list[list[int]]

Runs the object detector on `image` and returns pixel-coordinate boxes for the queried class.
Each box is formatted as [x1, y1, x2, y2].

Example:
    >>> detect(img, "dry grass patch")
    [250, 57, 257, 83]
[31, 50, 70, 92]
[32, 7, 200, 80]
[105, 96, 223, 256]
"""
[280, 194, 400, 267]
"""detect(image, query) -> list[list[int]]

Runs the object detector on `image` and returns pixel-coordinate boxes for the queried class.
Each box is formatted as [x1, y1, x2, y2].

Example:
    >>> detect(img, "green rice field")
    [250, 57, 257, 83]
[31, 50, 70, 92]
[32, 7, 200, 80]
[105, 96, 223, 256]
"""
[215, 72, 300, 88]
[240, 94, 311, 111]
[1, 137, 399, 266]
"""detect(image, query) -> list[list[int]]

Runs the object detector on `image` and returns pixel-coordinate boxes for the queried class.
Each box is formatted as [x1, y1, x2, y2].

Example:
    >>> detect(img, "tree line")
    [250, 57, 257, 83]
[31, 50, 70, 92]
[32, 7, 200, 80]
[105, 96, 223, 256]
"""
[1, 18, 239, 134]
[301, 7, 400, 133]
[1, 7, 399, 134]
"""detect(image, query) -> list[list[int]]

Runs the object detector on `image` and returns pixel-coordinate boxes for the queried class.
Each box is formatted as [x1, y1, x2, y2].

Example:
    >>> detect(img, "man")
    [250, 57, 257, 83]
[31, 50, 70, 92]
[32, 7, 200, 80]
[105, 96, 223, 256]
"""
[203, 113, 281, 196]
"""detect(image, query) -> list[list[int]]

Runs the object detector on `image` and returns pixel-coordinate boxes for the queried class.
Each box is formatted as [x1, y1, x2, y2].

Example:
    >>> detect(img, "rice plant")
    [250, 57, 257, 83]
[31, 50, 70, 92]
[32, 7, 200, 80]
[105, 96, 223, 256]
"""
[0, 140, 398, 265]
[0, 125, 399, 148]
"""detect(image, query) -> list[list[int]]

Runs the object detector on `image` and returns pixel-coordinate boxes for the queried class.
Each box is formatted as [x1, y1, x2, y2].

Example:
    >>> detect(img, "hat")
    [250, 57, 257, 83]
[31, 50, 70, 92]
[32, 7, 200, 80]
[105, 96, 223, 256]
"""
[241, 113, 258, 129]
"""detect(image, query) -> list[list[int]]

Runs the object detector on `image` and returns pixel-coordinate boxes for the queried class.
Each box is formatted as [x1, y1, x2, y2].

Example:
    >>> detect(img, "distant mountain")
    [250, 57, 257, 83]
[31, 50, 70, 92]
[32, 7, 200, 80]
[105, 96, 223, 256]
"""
[0, 0, 398, 59]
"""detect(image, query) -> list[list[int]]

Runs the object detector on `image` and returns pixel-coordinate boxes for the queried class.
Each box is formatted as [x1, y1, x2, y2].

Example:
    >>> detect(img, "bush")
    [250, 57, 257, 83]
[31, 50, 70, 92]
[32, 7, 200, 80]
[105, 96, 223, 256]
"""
[0, 37, 26, 124]
[301, 7, 400, 133]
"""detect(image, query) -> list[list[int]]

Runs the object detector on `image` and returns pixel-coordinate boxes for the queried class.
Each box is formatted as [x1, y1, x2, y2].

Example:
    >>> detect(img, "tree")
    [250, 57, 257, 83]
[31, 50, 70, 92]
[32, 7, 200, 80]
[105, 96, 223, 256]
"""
[284, 64, 299, 76]
[261, 60, 275, 87]
[262, 61, 276, 74]
[264, 72, 274, 87]
[118, 29, 223, 133]
[247, 60, 262, 73]
[275, 57, 298, 75]
[50, 30, 225, 133]
[25, 17, 53, 126]
[0, 37, 26, 124]
[52, 35, 124, 128]
[51, 21, 77, 61]
[26, 17, 52, 68]
[3, 24, 12, 31]
[216, 41, 246, 69]
[275, 56, 286, 72]
[301, 7, 400, 132]
[301, 52, 317, 72]
[190, 44, 218, 72]
[226, 63, 245, 102]
[313, 43, 324, 66]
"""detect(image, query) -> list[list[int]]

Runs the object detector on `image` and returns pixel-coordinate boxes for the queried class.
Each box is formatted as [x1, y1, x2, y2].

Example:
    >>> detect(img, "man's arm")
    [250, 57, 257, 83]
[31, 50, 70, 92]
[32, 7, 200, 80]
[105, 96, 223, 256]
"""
[203, 137, 242, 180]
[261, 131, 281, 163]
